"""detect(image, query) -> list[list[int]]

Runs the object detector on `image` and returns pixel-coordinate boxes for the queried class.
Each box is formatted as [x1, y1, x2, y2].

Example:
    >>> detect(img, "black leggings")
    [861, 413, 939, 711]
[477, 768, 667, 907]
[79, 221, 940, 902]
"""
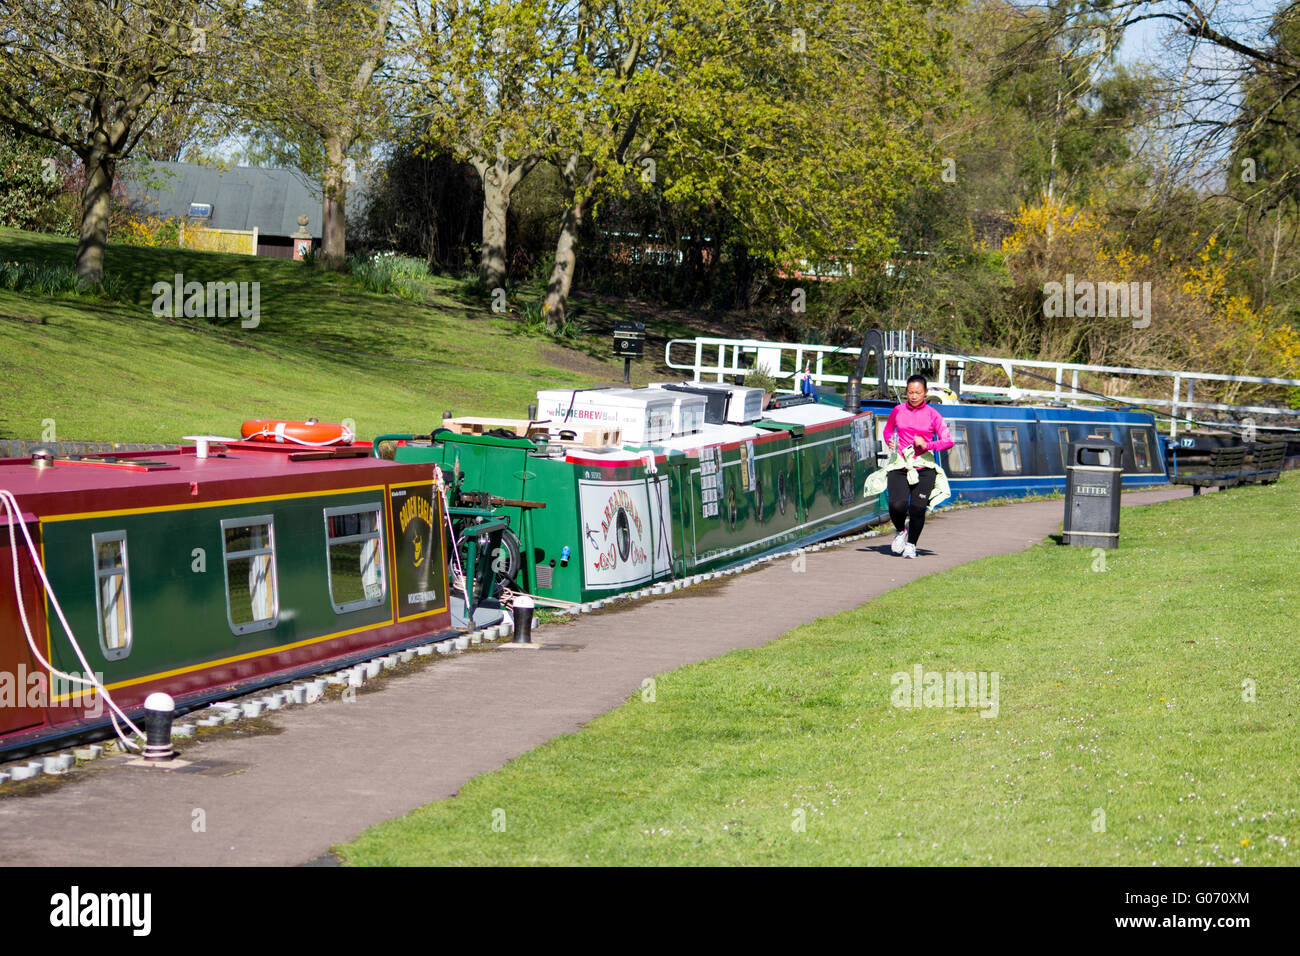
[887, 467, 936, 545]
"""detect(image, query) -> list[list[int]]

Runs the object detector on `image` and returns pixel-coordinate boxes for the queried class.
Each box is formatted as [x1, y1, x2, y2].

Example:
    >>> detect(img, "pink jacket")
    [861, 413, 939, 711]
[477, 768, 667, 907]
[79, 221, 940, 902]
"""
[883, 402, 954, 454]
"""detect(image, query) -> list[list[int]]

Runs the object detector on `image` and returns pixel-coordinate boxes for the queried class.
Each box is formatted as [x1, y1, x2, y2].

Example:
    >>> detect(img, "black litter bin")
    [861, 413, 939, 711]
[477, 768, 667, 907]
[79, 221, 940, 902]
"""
[1063, 436, 1124, 549]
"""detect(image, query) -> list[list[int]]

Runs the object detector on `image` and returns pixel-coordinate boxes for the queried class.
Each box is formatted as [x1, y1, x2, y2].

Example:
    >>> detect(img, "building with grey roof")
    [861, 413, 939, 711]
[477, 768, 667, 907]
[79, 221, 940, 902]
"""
[120, 160, 327, 258]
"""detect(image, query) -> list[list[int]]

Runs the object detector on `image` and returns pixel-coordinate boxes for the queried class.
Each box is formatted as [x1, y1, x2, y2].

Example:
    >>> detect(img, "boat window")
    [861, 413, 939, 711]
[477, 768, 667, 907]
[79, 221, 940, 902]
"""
[997, 427, 1022, 473]
[92, 531, 132, 661]
[222, 517, 279, 634]
[324, 506, 387, 613]
[1131, 430, 1151, 470]
[946, 425, 971, 475]
[1058, 427, 1071, 471]
[838, 443, 855, 504]
[1093, 427, 1114, 441]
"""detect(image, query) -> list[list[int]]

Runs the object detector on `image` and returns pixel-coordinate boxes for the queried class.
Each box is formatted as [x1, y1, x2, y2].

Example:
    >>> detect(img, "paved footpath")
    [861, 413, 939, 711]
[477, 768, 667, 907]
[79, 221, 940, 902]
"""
[0, 488, 1189, 866]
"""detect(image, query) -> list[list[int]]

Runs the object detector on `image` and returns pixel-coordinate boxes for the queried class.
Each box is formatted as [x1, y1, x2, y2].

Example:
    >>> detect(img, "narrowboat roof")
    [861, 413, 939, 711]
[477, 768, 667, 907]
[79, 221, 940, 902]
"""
[855, 398, 1159, 424]
[593, 402, 863, 460]
[0, 442, 429, 518]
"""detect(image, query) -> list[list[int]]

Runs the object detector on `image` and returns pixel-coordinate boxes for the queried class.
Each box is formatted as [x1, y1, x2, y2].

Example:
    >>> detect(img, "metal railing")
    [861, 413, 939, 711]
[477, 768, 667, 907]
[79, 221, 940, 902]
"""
[664, 336, 1300, 437]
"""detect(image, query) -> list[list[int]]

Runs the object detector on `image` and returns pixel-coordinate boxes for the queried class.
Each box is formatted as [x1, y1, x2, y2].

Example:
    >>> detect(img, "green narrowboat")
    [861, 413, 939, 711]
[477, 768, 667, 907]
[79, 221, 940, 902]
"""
[384, 388, 885, 606]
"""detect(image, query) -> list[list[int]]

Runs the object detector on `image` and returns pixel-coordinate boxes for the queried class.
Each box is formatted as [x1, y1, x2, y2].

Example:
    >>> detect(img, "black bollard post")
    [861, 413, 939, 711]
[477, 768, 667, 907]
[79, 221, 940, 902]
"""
[143, 692, 176, 760]
[512, 594, 535, 644]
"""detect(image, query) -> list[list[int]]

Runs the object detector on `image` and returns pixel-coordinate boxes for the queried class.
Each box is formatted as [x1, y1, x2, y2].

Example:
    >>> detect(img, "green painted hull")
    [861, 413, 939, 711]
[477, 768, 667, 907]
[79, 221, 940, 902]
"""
[396, 412, 886, 604]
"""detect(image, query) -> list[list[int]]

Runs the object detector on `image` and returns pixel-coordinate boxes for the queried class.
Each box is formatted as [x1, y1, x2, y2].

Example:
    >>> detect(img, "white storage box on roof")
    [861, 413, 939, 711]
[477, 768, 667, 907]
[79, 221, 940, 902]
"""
[537, 388, 675, 445]
[642, 387, 706, 437]
[649, 382, 729, 425]
[680, 383, 766, 424]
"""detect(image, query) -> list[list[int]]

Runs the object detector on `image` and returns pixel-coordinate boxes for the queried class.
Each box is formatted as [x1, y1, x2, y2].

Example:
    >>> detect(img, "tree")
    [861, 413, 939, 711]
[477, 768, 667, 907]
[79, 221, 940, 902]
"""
[357, 130, 483, 268]
[1101, 3, 1300, 335]
[0, 1, 223, 284]
[827, 1, 1166, 357]
[136, 96, 229, 163]
[0, 130, 76, 234]
[535, 0, 960, 328]
[1223, 9, 1300, 313]
[402, 0, 569, 289]
[237, 0, 400, 270]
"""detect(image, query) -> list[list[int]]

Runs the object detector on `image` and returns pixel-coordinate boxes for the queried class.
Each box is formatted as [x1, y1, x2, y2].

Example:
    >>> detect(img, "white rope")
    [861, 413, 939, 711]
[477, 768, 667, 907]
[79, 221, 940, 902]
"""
[439, 482, 473, 616]
[2, 489, 145, 751]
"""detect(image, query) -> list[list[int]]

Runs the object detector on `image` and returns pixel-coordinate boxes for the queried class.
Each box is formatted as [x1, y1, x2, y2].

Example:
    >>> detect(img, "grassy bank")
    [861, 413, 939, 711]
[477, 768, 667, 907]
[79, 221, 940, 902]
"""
[0, 227, 694, 442]
[341, 479, 1299, 865]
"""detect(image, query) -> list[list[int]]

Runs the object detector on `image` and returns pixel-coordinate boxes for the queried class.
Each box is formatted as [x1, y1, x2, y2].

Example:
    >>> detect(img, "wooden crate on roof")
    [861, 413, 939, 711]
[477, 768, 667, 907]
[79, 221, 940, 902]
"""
[443, 417, 545, 438]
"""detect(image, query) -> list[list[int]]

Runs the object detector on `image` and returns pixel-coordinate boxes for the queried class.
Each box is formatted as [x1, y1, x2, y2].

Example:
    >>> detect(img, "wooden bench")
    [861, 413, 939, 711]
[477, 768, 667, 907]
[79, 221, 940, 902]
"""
[1170, 446, 1247, 495]
[1243, 442, 1287, 486]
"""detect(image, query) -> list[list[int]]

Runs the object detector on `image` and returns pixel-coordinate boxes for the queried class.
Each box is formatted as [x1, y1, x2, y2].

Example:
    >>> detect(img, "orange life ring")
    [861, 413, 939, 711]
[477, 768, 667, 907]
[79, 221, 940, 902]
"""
[240, 419, 355, 446]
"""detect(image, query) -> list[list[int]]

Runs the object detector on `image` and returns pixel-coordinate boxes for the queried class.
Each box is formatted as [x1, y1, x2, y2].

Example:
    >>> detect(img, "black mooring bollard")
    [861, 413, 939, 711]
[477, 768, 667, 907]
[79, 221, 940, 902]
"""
[512, 594, 535, 644]
[143, 692, 176, 760]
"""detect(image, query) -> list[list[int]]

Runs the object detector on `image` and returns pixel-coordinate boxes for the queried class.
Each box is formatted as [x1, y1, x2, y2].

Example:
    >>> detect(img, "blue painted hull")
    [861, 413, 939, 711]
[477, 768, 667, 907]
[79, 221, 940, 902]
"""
[856, 399, 1169, 504]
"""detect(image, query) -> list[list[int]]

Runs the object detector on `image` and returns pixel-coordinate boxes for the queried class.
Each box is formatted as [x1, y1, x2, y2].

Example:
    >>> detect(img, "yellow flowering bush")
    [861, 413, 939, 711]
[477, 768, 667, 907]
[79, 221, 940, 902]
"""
[1001, 198, 1299, 403]
[115, 215, 197, 248]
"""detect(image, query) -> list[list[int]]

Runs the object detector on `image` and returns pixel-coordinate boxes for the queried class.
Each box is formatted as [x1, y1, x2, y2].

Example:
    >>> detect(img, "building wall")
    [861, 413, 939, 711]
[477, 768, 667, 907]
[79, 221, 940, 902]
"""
[257, 235, 318, 259]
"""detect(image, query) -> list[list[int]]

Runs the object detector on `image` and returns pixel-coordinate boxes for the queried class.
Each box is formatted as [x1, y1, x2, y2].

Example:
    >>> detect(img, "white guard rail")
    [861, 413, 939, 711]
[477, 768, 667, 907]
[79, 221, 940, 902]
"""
[664, 336, 1300, 438]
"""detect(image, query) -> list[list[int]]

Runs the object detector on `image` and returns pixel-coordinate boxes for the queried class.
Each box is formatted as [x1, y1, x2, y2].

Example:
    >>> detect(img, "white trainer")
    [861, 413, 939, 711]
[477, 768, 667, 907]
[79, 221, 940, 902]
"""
[891, 530, 908, 555]
[902, 543, 917, 559]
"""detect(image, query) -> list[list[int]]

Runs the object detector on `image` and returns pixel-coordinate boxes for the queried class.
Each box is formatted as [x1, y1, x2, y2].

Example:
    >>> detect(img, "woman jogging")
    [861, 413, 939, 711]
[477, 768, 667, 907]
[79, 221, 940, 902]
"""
[875, 374, 954, 558]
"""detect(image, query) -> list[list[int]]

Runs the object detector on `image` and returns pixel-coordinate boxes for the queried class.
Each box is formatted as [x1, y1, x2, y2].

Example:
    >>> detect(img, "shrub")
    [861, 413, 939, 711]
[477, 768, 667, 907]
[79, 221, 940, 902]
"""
[744, 362, 780, 395]
[519, 300, 546, 333]
[0, 133, 77, 235]
[117, 215, 196, 248]
[459, 272, 488, 298]
[0, 260, 125, 300]
[349, 251, 435, 302]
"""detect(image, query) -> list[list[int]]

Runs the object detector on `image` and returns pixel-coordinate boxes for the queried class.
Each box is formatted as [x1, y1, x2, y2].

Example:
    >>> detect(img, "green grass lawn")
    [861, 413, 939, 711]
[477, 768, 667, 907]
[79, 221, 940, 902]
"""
[341, 479, 1300, 865]
[0, 227, 692, 442]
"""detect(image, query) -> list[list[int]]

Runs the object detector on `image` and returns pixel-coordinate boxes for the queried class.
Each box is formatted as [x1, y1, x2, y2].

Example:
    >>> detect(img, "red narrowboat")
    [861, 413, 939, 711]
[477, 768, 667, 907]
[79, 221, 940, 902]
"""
[0, 439, 450, 760]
